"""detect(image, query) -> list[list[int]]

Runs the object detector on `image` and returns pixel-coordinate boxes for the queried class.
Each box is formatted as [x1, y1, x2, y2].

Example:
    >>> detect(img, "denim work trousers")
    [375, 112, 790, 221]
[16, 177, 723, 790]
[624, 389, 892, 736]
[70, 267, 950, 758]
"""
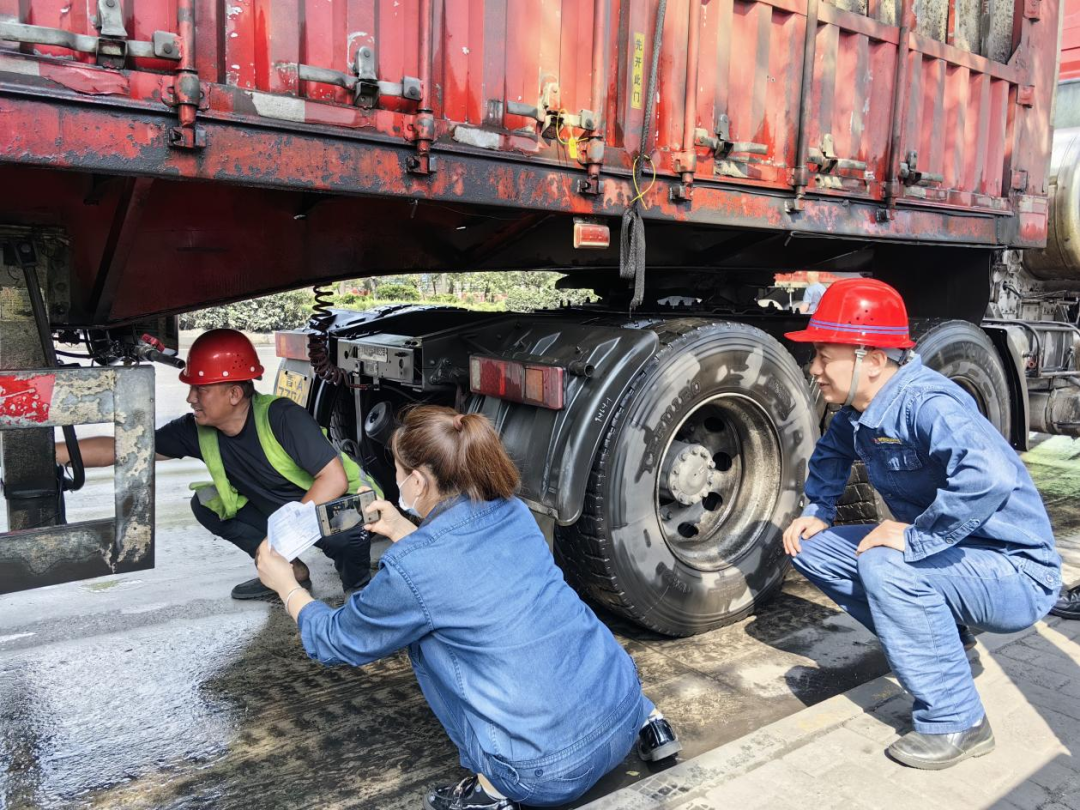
[413, 656, 651, 807]
[792, 524, 1058, 733]
[190, 494, 371, 590]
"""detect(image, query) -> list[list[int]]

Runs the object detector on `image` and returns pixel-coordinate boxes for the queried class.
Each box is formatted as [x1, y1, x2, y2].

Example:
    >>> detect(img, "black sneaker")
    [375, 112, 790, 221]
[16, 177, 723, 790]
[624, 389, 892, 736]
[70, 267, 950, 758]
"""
[423, 775, 519, 810]
[342, 574, 372, 601]
[1050, 586, 1080, 620]
[637, 717, 683, 762]
[230, 576, 312, 601]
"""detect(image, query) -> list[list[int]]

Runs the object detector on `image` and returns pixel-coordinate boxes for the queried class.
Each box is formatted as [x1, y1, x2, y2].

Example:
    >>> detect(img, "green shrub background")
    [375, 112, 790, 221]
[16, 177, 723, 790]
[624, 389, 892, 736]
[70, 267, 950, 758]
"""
[179, 272, 595, 331]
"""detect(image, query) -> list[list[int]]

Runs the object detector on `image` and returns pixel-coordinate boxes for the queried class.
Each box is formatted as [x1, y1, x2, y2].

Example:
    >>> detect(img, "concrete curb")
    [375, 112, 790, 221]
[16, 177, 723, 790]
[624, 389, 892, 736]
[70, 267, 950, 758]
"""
[581, 670, 907, 810]
[582, 597, 1080, 810]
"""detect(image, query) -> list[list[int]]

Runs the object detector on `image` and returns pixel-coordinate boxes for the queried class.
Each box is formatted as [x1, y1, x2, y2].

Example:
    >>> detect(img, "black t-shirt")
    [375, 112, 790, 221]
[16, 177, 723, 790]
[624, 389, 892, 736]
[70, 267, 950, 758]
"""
[156, 398, 339, 517]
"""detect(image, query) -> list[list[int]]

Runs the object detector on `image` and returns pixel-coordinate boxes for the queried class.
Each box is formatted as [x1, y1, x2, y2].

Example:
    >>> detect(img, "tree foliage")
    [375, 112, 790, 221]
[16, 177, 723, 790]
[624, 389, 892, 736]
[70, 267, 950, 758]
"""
[181, 272, 595, 331]
[374, 282, 421, 301]
[178, 289, 314, 332]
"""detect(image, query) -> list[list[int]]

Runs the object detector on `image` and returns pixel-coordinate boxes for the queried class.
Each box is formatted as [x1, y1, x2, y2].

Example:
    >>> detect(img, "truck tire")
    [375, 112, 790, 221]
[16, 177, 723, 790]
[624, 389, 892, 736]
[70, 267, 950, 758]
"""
[833, 460, 892, 524]
[554, 320, 819, 637]
[912, 319, 1012, 442]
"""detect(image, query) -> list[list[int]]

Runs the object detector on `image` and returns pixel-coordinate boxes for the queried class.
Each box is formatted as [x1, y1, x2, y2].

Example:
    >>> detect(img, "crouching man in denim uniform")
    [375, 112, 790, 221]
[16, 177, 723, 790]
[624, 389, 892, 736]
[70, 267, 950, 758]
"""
[782, 278, 1061, 770]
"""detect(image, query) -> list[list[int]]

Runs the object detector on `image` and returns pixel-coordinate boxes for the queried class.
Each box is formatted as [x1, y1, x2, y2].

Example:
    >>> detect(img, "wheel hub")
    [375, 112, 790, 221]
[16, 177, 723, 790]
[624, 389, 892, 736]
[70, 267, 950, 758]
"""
[660, 441, 721, 505]
[654, 395, 783, 572]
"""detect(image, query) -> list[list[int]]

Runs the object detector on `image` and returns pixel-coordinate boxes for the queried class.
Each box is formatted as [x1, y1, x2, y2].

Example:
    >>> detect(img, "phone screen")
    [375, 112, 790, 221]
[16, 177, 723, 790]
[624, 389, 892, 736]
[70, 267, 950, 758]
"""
[317, 491, 378, 536]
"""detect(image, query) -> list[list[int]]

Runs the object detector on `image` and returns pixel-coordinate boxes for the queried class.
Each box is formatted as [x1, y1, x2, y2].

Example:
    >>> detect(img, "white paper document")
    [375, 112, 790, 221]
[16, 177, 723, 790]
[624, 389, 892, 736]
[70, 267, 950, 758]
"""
[268, 500, 321, 561]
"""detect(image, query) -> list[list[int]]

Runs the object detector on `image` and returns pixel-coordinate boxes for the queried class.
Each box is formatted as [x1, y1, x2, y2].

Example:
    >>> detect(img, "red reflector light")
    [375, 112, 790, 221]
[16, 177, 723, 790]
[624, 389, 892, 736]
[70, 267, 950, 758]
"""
[573, 219, 610, 249]
[469, 356, 565, 410]
[275, 330, 310, 360]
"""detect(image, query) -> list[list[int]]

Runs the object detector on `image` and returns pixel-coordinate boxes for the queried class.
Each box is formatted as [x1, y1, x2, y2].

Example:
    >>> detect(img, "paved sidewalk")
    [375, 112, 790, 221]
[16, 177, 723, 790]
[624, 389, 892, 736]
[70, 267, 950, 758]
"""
[583, 613, 1080, 810]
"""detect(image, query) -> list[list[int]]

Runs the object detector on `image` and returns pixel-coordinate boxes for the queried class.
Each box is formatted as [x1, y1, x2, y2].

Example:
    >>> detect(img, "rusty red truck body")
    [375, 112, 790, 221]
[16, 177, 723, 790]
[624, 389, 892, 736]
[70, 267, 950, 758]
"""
[2, 0, 1078, 635]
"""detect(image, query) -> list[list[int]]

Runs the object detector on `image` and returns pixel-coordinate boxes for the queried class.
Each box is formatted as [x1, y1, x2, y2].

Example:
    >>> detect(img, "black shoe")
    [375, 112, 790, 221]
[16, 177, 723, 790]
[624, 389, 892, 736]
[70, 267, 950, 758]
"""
[342, 574, 372, 601]
[423, 775, 519, 810]
[637, 717, 683, 762]
[886, 717, 995, 770]
[230, 576, 312, 601]
[1049, 586, 1080, 620]
[957, 624, 977, 652]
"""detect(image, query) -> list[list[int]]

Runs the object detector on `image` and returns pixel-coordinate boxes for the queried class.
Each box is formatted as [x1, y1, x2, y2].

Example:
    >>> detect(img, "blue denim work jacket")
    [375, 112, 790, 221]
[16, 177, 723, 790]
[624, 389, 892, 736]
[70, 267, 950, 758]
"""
[296, 495, 647, 771]
[802, 356, 1061, 591]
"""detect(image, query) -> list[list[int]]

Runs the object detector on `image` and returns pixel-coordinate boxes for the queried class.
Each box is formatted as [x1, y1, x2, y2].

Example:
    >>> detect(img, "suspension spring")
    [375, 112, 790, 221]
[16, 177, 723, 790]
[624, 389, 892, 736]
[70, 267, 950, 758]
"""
[308, 286, 344, 385]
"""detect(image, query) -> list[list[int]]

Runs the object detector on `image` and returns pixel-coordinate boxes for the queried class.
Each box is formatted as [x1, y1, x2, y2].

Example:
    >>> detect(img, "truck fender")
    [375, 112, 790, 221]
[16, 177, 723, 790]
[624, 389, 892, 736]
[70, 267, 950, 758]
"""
[982, 323, 1031, 451]
[468, 320, 660, 525]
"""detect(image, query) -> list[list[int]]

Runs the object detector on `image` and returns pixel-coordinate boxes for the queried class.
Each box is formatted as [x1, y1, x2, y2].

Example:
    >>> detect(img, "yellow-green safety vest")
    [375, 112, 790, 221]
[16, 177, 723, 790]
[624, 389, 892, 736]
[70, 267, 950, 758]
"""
[190, 393, 381, 520]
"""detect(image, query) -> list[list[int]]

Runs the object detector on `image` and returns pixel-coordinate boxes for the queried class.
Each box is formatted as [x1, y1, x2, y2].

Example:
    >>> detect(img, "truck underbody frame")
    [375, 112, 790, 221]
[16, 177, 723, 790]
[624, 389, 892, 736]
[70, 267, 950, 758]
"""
[0, 365, 156, 594]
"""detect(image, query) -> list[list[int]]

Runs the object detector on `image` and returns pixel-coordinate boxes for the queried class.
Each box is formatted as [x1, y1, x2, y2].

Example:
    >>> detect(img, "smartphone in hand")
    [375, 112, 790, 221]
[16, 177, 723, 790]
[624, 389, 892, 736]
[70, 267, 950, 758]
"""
[315, 491, 380, 537]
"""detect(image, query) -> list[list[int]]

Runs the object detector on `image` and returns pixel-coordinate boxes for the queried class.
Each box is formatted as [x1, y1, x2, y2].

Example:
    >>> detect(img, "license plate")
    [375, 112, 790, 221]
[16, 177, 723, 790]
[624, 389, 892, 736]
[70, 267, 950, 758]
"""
[275, 368, 310, 406]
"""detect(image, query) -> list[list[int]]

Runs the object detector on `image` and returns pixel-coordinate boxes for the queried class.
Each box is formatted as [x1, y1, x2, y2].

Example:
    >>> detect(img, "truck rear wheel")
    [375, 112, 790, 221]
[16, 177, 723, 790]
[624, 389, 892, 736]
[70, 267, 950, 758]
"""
[912, 320, 1012, 442]
[555, 320, 818, 637]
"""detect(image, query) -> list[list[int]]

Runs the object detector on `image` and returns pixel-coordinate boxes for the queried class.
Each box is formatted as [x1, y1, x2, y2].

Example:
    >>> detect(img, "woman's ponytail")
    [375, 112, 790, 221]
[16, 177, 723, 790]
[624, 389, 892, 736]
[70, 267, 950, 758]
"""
[392, 406, 520, 501]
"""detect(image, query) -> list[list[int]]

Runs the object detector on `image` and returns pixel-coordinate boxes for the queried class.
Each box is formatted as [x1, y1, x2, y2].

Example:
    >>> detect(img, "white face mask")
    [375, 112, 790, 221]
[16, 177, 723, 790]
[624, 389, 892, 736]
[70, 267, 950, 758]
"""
[396, 473, 421, 517]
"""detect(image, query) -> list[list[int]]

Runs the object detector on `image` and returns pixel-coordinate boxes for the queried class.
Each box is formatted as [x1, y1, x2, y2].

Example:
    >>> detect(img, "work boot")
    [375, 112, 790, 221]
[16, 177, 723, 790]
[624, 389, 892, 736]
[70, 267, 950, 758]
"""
[637, 717, 683, 762]
[957, 624, 978, 652]
[886, 717, 995, 770]
[230, 576, 312, 600]
[423, 775, 519, 810]
[231, 561, 312, 601]
[1049, 586, 1080, 620]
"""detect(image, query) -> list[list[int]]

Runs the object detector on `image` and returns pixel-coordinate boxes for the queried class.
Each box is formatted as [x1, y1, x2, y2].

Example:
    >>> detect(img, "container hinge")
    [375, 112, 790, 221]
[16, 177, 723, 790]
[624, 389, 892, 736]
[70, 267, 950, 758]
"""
[899, 149, 944, 186]
[808, 133, 868, 175]
[505, 83, 585, 134]
[0, 16, 180, 71]
[296, 49, 423, 109]
[543, 108, 597, 132]
[694, 114, 768, 159]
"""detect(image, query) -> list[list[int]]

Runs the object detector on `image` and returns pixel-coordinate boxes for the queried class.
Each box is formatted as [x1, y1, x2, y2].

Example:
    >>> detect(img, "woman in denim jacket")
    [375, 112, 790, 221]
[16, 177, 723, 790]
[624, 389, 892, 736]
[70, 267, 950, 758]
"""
[256, 405, 680, 810]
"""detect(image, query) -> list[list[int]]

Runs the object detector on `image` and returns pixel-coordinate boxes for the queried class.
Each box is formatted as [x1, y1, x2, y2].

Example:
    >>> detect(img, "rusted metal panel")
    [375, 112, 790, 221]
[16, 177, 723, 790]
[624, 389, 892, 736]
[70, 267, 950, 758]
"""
[0, 259, 59, 531]
[0, 0, 1061, 321]
[1062, 0, 1080, 80]
[0, 366, 155, 594]
[0, 519, 119, 593]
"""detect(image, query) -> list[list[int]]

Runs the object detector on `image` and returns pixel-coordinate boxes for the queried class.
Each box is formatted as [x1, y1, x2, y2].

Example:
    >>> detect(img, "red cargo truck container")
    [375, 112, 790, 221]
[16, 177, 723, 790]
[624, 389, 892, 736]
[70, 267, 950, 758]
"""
[1, 0, 1077, 635]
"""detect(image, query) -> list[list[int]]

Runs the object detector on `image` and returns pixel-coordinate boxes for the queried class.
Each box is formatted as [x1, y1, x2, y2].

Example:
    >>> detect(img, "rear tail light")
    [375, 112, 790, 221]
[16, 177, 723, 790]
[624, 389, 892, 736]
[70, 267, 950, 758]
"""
[275, 330, 310, 361]
[469, 356, 565, 410]
[573, 218, 610, 249]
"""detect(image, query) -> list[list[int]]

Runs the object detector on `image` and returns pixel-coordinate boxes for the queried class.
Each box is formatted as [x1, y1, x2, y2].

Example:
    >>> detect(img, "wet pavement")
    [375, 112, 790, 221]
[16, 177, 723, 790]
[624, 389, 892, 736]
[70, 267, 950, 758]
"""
[1, 337, 1078, 810]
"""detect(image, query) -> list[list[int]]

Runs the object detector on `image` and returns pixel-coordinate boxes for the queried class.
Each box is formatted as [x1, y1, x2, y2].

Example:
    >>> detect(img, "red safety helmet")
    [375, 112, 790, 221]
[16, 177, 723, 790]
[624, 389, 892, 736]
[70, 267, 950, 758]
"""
[785, 278, 915, 349]
[178, 329, 265, 385]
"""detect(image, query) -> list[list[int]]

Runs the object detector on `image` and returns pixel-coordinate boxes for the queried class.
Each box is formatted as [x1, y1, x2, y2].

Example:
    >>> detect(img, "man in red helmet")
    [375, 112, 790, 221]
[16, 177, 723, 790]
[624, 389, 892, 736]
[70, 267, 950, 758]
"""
[782, 278, 1061, 771]
[57, 329, 379, 600]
